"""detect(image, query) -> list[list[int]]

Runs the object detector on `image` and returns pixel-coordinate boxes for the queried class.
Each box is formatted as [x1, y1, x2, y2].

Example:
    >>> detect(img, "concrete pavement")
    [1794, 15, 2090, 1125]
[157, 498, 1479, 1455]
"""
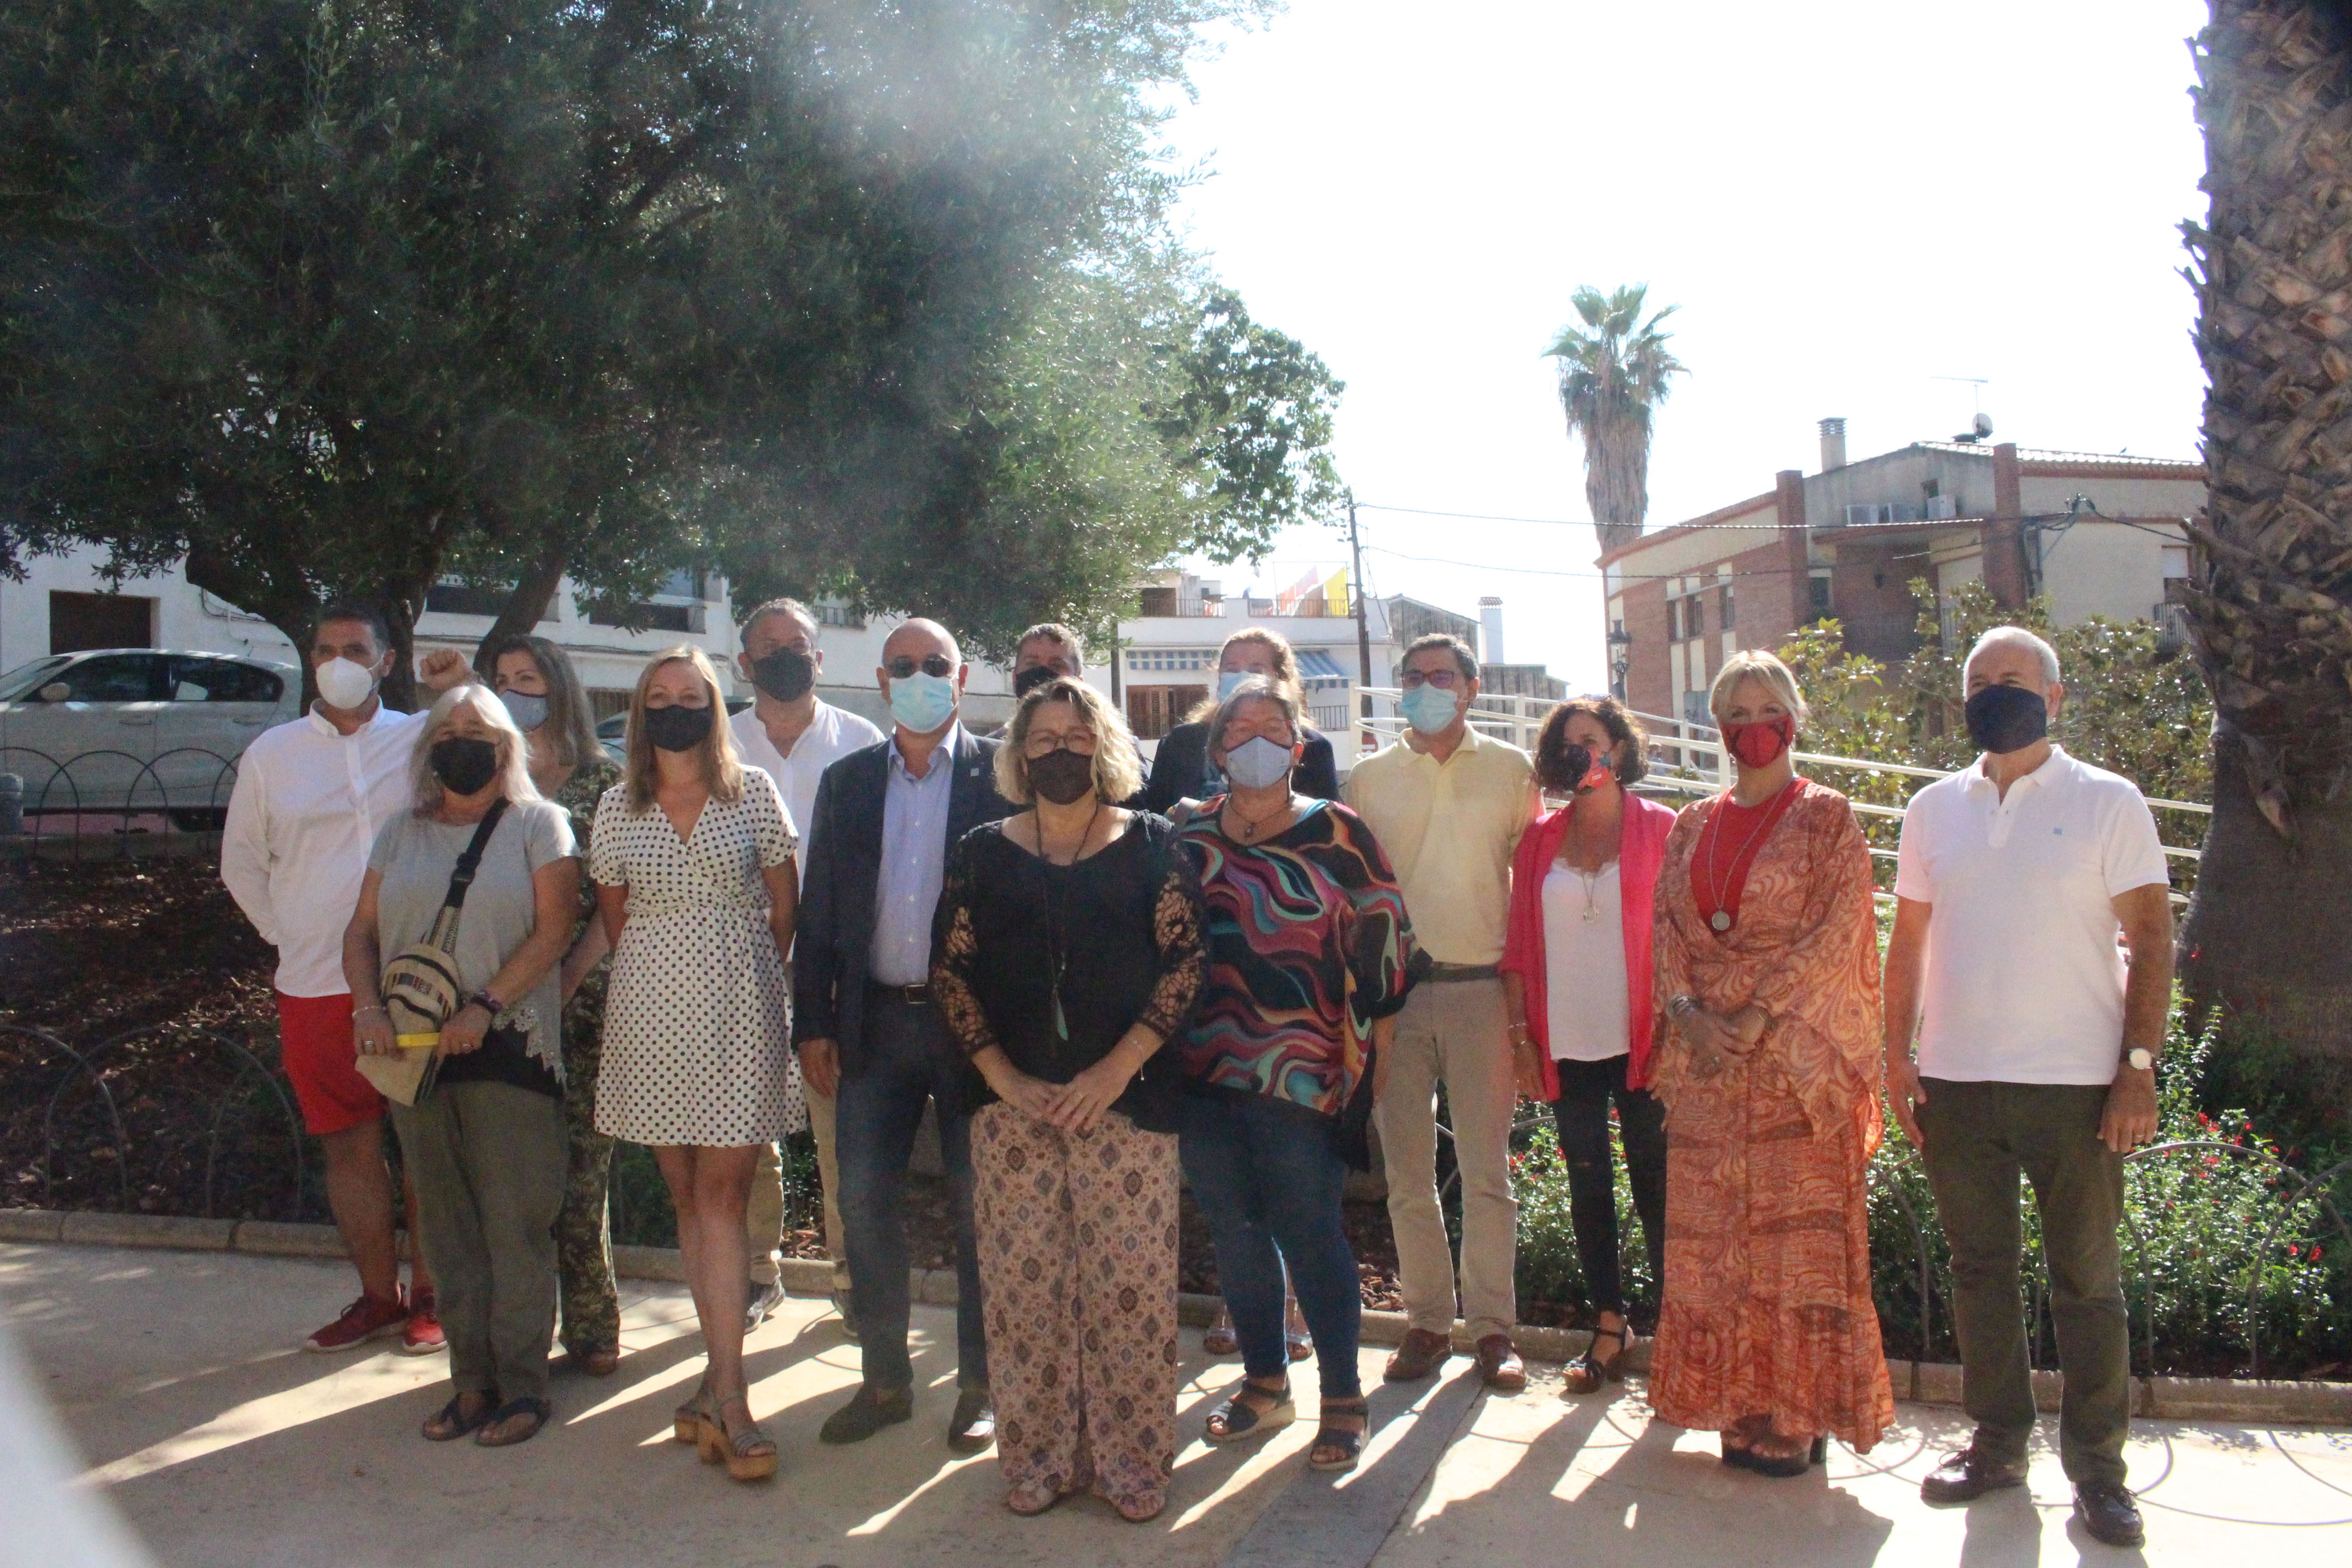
[3, 1241, 2346, 1568]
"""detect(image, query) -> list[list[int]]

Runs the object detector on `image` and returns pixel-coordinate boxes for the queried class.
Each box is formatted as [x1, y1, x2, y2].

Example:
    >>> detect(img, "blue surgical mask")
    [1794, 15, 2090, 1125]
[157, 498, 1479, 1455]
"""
[887, 670, 958, 733]
[1400, 682, 1460, 735]
[1216, 669, 1250, 702]
[499, 691, 549, 732]
[1222, 735, 1294, 790]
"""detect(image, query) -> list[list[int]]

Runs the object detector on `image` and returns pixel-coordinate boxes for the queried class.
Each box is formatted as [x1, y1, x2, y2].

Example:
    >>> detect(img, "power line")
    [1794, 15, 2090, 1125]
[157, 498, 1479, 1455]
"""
[1355, 500, 2188, 534]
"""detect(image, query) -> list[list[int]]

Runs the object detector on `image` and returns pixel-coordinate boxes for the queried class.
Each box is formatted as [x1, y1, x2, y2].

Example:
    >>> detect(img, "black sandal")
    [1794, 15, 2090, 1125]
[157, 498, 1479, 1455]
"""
[422, 1389, 497, 1442]
[1308, 1396, 1369, 1473]
[473, 1396, 551, 1448]
[1563, 1326, 1627, 1396]
[1204, 1377, 1295, 1445]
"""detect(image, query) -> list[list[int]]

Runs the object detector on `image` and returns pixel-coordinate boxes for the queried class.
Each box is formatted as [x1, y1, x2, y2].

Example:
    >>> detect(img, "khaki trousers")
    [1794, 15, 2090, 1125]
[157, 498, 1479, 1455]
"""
[745, 1088, 848, 1290]
[1375, 977, 1519, 1339]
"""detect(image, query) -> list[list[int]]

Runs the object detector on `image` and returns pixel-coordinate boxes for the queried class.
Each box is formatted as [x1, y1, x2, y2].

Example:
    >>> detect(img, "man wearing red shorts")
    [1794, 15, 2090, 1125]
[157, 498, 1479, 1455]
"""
[222, 604, 456, 1354]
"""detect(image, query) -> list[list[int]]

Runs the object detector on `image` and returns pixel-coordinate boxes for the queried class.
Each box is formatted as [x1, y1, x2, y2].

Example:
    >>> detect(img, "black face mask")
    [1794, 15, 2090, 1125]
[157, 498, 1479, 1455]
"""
[430, 737, 500, 796]
[643, 704, 715, 753]
[1012, 664, 1062, 699]
[1026, 747, 1096, 805]
[1965, 684, 2049, 755]
[750, 647, 814, 702]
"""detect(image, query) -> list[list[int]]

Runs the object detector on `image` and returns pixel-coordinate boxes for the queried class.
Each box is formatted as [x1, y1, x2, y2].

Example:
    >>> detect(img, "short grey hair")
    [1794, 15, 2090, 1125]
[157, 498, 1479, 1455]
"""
[1207, 676, 1302, 757]
[1965, 626, 2061, 687]
[411, 684, 543, 814]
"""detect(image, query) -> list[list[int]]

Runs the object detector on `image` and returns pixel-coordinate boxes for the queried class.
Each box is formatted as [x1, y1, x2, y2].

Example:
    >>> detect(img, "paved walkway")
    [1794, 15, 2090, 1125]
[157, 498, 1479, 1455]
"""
[4, 1242, 2347, 1568]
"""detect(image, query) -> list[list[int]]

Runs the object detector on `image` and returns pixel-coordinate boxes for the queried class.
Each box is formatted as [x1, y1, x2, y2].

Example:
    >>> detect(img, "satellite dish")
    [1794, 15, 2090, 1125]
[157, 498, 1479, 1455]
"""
[1973, 412, 1994, 438]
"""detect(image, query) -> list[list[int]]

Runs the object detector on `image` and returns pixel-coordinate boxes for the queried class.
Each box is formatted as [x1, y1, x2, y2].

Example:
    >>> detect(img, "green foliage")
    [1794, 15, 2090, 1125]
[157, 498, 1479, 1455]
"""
[1543, 283, 1686, 544]
[1510, 1002, 2352, 1377]
[1779, 583, 2215, 883]
[0, 0, 1330, 676]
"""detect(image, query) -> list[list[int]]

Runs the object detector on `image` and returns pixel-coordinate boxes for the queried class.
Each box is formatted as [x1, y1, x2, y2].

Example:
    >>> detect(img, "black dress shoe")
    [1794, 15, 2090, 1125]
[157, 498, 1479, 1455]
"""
[946, 1387, 995, 1453]
[819, 1383, 913, 1445]
[1921, 1442, 2029, 1504]
[2073, 1480, 2144, 1547]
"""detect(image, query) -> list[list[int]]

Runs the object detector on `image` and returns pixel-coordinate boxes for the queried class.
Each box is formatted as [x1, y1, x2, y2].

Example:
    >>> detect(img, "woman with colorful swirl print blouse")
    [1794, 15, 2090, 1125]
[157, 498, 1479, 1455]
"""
[1175, 676, 1417, 1478]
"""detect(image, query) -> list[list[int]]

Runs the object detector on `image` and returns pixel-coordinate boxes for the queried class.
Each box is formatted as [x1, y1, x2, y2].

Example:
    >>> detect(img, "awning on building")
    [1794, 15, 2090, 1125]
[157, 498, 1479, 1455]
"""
[1296, 648, 1350, 686]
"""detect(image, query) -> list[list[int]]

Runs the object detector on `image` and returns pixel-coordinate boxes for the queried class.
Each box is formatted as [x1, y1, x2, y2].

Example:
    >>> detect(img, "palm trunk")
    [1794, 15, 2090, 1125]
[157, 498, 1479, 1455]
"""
[2181, 0, 2352, 1107]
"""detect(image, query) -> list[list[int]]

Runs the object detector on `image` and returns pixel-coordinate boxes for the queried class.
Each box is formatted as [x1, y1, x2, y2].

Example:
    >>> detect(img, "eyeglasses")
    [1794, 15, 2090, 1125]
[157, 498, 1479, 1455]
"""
[886, 655, 955, 680]
[1400, 667, 1462, 690]
[1023, 730, 1098, 758]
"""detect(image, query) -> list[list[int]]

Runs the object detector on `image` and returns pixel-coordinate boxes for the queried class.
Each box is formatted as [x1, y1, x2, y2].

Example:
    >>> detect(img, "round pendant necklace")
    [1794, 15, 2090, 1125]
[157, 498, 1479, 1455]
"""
[1700, 784, 1794, 933]
[1223, 793, 1292, 843]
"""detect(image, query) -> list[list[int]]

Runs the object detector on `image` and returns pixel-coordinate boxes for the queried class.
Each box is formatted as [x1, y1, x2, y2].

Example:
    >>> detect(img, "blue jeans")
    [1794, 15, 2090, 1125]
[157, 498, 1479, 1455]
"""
[1180, 1093, 1362, 1400]
[836, 993, 987, 1392]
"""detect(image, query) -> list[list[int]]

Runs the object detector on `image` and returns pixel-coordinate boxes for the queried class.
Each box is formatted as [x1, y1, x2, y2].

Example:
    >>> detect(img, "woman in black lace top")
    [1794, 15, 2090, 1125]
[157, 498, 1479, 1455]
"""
[931, 678, 1205, 1524]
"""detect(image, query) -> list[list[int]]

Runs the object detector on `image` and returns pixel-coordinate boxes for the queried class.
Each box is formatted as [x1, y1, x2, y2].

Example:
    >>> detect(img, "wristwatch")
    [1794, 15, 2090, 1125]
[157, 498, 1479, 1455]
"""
[469, 989, 505, 1018]
[2124, 1048, 2154, 1072]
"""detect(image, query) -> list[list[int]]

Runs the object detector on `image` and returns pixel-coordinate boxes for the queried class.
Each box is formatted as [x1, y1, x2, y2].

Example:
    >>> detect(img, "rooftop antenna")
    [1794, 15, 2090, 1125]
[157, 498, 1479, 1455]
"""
[1933, 375, 1992, 443]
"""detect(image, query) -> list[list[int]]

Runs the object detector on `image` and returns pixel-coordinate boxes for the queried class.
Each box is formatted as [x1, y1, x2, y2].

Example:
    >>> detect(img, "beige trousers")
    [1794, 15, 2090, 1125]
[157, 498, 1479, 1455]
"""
[1374, 977, 1519, 1339]
[745, 1088, 849, 1290]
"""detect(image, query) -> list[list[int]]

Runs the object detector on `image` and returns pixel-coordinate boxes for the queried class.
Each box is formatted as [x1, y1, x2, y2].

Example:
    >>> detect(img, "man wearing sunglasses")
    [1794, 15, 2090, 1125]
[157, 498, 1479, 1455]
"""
[794, 617, 1013, 1453]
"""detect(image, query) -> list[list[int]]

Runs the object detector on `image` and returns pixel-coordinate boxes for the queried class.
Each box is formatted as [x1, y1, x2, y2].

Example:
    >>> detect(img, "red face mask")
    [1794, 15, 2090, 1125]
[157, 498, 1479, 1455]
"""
[1721, 713, 1794, 769]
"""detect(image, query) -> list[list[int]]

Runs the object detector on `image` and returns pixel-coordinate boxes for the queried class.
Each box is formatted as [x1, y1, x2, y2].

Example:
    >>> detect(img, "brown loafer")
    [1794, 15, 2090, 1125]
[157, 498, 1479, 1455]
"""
[1473, 1333, 1527, 1392]
[1383, 1327, 1452, 1382]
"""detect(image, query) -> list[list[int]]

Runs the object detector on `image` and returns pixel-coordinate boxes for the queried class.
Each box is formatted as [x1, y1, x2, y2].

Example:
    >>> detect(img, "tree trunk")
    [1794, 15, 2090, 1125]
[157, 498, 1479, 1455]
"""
[474, 539, 572, 675]
[2180, 0, 2352, 1108]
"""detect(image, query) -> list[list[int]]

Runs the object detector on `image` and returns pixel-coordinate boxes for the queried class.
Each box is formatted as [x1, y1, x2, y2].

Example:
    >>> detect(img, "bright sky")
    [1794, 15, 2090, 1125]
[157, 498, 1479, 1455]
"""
[1160, 0, 2211, 690]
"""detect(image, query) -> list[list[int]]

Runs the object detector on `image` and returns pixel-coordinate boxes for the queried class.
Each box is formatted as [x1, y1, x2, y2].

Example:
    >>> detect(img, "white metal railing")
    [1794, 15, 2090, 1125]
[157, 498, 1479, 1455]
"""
[1351, 689, 2207, 904]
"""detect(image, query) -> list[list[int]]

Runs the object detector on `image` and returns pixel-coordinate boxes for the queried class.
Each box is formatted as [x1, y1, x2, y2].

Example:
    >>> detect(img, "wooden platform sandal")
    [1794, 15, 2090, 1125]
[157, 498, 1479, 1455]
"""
[697, 1397, 779, 1482]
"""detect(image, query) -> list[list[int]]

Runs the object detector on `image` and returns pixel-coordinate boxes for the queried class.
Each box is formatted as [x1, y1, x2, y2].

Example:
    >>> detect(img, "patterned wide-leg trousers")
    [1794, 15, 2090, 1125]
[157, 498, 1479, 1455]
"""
[970, 1102, 1181, 1513]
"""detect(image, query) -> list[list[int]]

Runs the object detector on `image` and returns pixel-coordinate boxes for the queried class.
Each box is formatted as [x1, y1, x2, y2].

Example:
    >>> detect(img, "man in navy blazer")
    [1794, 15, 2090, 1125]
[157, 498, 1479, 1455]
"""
[794, 617, 1014, 1451]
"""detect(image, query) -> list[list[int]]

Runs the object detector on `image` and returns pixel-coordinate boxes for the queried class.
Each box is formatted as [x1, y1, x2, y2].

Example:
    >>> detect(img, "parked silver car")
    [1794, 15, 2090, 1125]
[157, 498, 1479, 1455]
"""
[0, 648, 300, 826]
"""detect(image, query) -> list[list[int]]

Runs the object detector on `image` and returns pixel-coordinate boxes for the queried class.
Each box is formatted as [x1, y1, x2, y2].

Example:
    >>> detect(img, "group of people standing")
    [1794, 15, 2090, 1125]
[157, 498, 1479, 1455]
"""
[219, 599, 2172, 1548]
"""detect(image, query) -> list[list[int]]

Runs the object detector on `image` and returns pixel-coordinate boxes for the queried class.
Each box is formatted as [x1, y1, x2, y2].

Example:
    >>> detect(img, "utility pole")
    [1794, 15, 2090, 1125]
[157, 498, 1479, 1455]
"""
[1348, 491, 1373, 751]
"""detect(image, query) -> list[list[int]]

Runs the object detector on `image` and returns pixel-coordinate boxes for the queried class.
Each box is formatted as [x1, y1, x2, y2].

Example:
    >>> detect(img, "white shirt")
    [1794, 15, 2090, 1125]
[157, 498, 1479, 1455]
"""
[1895, 745, 2171, 1085]
[220, 703, 429, 997]
[729, 700, 885, 886]
[1542, 862, 1629, 1062]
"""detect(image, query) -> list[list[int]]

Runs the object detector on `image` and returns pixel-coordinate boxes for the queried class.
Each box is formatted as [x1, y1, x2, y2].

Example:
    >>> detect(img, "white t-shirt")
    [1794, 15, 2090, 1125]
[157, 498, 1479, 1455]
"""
[728, 699, 884, 886]
[1894, 745, 2171, 1085]
[220, 703, 430, 996]
[1542, 862, 1630, 1063]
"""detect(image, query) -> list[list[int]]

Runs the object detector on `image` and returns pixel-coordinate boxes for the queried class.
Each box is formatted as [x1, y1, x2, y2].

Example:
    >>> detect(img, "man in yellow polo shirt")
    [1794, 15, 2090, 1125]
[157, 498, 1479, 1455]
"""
[1345, 632, 1538, 1391]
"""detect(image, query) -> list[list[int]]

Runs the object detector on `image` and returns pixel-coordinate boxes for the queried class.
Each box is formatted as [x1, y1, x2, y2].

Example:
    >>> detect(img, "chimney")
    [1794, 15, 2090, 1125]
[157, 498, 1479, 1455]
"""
[1478, 596, 1505, 664]
[1819, 416, 1848, 472]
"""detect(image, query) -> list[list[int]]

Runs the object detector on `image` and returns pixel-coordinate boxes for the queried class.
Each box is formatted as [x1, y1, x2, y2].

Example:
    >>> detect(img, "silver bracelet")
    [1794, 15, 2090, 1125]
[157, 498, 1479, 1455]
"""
[352, 1004, 388, 1020]
[1667, 994, 1700, 1019]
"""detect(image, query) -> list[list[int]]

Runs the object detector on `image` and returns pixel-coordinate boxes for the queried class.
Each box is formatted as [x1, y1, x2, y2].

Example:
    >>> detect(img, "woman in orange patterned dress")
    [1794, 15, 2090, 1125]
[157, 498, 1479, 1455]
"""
[1646, 650, 1893, 1477]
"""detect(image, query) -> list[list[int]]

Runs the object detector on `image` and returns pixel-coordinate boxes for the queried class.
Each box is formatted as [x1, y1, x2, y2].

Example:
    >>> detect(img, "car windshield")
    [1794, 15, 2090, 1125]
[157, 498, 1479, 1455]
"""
[0, 656, 72, 702]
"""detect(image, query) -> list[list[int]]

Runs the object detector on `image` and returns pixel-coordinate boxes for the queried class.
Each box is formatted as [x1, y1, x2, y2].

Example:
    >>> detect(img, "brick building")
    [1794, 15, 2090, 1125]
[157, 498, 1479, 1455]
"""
[1598, 422, 2204, 726]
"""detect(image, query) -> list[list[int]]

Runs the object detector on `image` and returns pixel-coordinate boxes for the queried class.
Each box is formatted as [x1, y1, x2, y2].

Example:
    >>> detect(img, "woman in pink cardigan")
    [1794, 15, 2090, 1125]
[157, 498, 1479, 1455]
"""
[1500, 696, 1676, 1395]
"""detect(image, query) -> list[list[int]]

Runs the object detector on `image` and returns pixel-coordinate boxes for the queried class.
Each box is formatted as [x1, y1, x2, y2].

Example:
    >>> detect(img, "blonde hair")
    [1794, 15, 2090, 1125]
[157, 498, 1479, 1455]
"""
[410, 684, 543, 814]
[993, 678, 1145, 805]
[1708, 648, 1810, 726]
[1185, 627, 1304, 723]
[622, 646, 744, 813]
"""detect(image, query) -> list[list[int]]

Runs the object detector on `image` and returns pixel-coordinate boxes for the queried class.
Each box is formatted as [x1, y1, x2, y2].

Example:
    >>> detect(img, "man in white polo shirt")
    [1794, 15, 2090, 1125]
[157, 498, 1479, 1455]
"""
[222, 606, 469, 1356]
[1884, 626, 2173, 1549]
[728, 596, 884, 1334]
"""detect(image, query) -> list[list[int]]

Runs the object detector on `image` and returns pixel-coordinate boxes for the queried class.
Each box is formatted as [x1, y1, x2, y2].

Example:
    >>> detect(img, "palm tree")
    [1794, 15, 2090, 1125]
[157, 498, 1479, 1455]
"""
[1545, 284, 1687, 557]
[2180, 0, 2352, 1087]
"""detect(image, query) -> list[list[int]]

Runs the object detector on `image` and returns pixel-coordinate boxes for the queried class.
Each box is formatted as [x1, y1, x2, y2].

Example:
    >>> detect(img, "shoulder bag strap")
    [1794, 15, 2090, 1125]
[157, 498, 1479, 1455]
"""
[440, 796, 510, 913]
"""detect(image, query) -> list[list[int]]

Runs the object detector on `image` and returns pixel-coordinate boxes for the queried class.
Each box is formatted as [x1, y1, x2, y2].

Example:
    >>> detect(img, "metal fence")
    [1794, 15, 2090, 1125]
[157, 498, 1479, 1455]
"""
[0, 744, 244, 861]
[1351, 690, 2207, 904]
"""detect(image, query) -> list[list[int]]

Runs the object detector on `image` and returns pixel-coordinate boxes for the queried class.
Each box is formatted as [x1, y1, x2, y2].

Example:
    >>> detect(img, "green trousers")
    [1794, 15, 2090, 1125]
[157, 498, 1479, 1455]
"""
[1917, 1078, 2130, 1487]
[393, 1080, 568, 1404]
[554, 980, 619, 1355]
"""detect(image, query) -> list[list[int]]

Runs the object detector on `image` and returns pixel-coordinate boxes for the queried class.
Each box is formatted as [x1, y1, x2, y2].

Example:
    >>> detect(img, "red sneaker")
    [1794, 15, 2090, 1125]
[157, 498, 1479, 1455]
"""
[399, 1288, 447, 1356]
[304, 1289, 409, 1353]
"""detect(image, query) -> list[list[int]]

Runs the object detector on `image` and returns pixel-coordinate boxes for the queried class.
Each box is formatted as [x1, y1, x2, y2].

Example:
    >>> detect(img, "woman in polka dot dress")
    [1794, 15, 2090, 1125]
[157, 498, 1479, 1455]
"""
[589, 647, 803, 1481]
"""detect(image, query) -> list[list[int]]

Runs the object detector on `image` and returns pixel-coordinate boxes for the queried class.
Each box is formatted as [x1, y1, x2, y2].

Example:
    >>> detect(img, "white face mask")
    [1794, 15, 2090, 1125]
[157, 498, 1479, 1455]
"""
[314, 656, 377, 710]
[1222, 735, 1294, 790]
